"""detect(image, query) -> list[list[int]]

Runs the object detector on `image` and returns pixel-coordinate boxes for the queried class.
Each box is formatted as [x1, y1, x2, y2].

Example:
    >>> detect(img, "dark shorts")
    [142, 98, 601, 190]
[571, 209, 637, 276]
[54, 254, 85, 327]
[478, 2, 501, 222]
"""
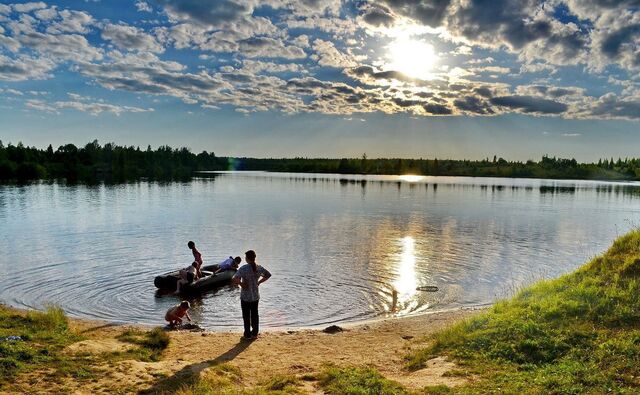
[186, 272, 195, 283]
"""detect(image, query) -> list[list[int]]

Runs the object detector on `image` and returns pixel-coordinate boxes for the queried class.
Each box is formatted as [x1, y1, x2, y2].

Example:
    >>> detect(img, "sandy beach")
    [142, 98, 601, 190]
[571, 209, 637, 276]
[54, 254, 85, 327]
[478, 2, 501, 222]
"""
[3, 307, 483, 394]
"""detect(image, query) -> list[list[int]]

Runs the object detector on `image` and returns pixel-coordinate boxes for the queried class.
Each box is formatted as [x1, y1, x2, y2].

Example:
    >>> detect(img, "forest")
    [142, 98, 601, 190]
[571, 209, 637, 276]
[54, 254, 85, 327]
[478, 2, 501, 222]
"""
[1, 140, 638, 182]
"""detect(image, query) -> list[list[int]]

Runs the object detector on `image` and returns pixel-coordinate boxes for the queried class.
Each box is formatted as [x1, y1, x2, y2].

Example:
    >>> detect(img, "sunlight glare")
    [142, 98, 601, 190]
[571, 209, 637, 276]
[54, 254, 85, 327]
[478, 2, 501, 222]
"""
[386, 38, 438, 80]
[399, 175, 425, 182]
[393, 236, 418, 308]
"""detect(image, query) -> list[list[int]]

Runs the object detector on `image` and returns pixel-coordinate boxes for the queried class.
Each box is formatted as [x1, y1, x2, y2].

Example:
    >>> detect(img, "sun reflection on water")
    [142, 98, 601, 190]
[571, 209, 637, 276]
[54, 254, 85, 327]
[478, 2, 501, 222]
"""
[392, 236, 418, 313]
[399, 175, 425, 183]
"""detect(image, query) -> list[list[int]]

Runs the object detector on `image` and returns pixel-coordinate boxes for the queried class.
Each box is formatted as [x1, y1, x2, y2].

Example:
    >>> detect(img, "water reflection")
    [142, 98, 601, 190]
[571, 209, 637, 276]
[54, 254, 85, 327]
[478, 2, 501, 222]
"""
[392, 236, 418, 313]
[1, 174, 640, 329]
[399, 175, 425, 183]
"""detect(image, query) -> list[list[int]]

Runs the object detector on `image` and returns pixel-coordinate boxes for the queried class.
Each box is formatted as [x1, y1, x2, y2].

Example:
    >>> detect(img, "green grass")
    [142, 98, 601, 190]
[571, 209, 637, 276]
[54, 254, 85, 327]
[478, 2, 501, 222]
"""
[170, 364, 407, 395]
[167, 363, 304, 395]
[0, 305, 83, 385]
[317, 365, 409, 395]
[0, 305, 173, 390]
[406, 229, 640, 394]
[114, 327, 171, 362]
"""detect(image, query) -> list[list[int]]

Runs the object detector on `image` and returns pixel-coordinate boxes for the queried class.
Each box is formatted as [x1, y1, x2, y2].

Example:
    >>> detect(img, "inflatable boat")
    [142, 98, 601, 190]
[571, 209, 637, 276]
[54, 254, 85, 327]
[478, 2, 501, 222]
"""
[154, 264, 236, 294]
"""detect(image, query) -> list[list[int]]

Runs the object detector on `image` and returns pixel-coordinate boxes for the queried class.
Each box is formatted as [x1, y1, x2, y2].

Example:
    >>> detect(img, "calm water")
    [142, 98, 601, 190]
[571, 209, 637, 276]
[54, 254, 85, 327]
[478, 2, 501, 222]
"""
[1, 173, 640, 330]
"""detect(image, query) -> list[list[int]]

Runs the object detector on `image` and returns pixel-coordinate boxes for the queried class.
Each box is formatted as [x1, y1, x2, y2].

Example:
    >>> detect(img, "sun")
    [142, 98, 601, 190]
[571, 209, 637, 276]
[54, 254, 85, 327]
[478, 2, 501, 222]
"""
[386, 38, 438, 80]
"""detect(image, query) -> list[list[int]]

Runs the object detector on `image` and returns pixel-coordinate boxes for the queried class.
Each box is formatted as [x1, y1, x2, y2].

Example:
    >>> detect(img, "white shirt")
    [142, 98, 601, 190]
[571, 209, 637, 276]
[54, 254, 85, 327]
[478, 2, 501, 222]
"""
[232, 264, 271, 302]
[219, 257, 234, 270]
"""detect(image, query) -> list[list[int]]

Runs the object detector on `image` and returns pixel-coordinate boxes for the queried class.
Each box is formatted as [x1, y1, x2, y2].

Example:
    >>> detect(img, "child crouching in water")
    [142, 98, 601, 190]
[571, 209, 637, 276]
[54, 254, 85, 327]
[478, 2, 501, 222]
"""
[165, 301, 192, 327]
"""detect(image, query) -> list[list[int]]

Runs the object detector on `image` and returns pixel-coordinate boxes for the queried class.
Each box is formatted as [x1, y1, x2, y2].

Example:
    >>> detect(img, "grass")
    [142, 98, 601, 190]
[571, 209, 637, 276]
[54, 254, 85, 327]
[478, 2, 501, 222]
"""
[169, 364, 407, 395]
[114, 327, 171, 362]
[406, 229, 640, 394]
[0, 304, 82, 384]
[0, 304, 173, 391]
[167, 363, 304, 395]
[317, 365, 409, 395]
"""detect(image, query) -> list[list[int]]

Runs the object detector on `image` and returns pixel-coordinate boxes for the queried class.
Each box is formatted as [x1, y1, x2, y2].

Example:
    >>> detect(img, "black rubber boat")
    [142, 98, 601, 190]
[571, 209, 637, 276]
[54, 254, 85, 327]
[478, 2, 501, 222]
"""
[154, 264, 236, 293]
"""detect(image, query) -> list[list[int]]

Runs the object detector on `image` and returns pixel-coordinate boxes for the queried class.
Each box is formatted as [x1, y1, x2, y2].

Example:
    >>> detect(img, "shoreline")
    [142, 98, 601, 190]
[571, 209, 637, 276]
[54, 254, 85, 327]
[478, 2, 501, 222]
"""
[2, 302, 486, 394]
[2, 300, 491, 333]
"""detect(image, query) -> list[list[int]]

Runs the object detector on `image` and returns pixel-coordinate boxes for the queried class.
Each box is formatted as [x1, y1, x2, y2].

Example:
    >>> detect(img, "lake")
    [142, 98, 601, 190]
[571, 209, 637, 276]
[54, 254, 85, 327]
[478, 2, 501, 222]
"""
[1, 172, 639, 330]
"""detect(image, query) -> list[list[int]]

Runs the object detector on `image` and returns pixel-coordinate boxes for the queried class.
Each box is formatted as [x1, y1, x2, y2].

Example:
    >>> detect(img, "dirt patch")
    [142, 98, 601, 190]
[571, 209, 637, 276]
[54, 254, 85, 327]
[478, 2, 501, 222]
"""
[65, 338, 133, 354]
[391, 356, 468, 389]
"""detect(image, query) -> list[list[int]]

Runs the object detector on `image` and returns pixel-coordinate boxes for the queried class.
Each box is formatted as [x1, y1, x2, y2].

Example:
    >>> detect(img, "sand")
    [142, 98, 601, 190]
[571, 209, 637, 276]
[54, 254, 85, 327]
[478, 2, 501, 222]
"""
[4, 308, 484, 394]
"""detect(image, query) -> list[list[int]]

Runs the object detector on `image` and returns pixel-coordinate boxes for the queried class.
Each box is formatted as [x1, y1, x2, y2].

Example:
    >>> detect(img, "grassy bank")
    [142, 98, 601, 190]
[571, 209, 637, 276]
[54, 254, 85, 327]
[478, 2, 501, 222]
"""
[406, 229, 640, 394]
[0, 304, 170, 391]
[0, 305, 80, 382]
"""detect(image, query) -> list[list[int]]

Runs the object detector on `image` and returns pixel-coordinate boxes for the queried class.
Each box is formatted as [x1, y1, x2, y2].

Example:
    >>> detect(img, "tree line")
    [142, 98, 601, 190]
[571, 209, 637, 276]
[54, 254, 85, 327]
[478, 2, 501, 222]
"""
[1, 140, 639, 182]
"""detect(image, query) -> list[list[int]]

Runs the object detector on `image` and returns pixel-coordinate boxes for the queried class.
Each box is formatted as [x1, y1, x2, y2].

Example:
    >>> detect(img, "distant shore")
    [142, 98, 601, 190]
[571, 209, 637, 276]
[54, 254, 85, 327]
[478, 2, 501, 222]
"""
[2, 140, 638, 182]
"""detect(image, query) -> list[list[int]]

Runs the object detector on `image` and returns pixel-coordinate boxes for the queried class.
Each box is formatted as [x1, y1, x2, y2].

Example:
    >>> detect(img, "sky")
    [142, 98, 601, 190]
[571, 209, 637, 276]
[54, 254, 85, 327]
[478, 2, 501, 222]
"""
[0, 0, 639, 161]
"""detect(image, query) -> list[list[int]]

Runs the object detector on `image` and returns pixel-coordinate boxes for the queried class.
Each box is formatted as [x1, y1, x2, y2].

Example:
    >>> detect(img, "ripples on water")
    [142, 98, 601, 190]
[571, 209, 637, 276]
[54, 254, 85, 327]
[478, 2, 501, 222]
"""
[1, 173, 640, 330]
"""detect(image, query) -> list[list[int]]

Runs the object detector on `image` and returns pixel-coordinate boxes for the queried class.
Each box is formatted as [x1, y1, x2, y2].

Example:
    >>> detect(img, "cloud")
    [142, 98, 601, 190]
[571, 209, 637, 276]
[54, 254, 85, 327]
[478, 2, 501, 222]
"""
[2, 88, 23, 95]
[135, 1, 152, 13]
[445, 0, 587, 65]
[285, 15, 358, 36]
[312, 38, 357, 67]
[45, 9, 94, 34]
[583, 93, 640, 121]
[519, 62, 557, 74]
[77, 52, 231, 105]
[373, 0, 452, 28]
[589, 10, 640, 71]
[239, 37, 306, 59]
[0, 54, 55, 81]
[16, 31, 102, 61]
[157, 15, 280, 53]
[453, 95, 495, 115]
[359, 3, 395, 28]
[291, 34, 310, 48]
[34, 7, 58, 21]
[155, 0, 251, 27]
[0, 32, 21, 52]
[490, 95, 568, 114]
[470, 66, 511, 74]
[515, 84, 585, 98]
[12, 2, 47, 13]
[423, 102, 452, 115]
[241, 60, 303, 73]
[0, 0, 637, 123]
[101, 23, 164, 53]
[25, 96, 154, 116]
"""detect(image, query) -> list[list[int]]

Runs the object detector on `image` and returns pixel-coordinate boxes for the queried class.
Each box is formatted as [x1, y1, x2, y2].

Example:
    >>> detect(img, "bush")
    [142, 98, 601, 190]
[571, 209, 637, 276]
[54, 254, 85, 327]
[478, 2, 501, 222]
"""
[16, 162, 46, 180]
[0, 160, 16, 179]
[318, 365, 409, 395]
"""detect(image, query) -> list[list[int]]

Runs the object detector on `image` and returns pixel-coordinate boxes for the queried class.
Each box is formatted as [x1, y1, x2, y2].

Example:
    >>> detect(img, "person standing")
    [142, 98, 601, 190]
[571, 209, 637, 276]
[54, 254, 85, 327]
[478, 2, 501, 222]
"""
[232, 250, 271, 340]
[187, 241, 203, 278]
